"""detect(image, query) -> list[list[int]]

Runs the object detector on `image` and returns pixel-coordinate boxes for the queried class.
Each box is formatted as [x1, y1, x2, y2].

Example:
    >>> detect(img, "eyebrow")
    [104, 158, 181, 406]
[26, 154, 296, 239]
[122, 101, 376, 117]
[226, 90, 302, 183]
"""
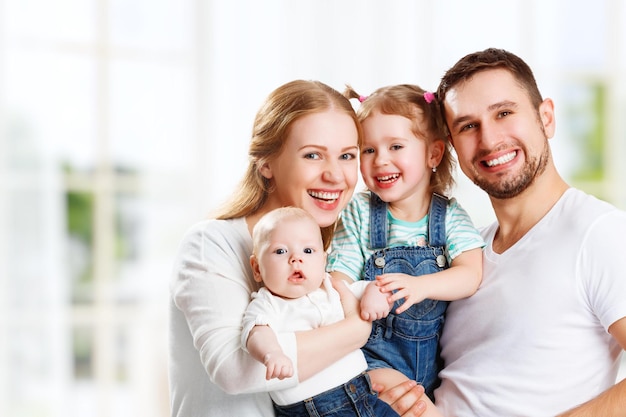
[299, 144, 359, 152]
[450, 100, 518, 130]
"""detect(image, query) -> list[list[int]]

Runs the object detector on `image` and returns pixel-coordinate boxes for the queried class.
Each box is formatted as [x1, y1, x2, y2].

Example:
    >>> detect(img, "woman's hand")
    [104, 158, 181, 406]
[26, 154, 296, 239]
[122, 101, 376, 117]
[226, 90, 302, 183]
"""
[374, 380, 429, 417]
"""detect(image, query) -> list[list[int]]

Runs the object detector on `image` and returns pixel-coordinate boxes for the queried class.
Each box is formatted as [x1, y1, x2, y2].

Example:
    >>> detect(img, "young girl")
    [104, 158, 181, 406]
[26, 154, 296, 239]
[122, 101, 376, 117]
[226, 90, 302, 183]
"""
[328, 84, 484, 399]
[243, 206, 399, 417]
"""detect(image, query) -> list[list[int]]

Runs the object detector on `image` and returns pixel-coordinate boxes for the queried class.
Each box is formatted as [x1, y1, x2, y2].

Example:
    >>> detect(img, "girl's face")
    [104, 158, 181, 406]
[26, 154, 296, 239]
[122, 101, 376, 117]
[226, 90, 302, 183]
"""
[251, 217, 327, 299]
[260, 110, 359, 228]
[360, 111, 442, 209]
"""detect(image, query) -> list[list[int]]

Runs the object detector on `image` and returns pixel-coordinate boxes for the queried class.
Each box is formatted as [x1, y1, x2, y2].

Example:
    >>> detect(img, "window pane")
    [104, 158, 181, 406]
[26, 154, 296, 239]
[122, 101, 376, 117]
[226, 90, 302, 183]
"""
[109, 59, 195, 173]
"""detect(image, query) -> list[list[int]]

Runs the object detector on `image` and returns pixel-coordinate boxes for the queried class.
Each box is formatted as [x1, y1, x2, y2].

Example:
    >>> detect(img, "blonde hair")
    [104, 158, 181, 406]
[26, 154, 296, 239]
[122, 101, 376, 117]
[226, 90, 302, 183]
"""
[251, 207, 320, 256]
[214, 80, 361, 249]
[345, 84, 455, 195]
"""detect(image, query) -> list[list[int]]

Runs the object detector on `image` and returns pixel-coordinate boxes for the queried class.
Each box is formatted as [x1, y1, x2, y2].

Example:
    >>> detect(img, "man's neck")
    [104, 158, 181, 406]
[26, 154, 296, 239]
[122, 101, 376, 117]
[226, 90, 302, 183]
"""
[490, 170, 569, 254]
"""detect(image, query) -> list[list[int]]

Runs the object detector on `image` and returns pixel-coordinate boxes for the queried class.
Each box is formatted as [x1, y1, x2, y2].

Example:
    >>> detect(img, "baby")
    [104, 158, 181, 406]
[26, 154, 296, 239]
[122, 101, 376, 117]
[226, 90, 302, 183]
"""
[241, 206, 407, 417]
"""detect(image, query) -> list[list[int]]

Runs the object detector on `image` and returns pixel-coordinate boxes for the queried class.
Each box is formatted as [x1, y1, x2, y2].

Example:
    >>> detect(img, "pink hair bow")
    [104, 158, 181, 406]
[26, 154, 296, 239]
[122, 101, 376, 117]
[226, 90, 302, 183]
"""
[423, 92, 435, 103]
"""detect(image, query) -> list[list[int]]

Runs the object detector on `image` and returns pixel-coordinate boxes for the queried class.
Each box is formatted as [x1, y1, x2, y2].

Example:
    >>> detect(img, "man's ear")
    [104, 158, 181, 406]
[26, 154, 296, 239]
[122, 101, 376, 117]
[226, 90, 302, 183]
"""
[539, 98, 556, 139]
[250, 255, 263, 283]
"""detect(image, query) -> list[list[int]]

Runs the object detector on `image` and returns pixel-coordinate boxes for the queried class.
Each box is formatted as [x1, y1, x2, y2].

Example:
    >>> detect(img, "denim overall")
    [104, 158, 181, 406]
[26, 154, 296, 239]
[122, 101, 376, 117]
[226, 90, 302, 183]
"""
[362, 192, 449, 398]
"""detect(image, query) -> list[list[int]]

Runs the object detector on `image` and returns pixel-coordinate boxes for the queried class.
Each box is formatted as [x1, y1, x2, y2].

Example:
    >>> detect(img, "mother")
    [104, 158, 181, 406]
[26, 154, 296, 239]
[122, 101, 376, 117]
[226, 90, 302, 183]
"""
[169, 80, 426, 416]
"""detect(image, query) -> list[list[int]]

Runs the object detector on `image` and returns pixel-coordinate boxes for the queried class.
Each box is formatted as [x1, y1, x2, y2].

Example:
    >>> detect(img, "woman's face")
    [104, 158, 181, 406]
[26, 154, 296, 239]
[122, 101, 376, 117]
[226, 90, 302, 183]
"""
[260, 110, 359, 227]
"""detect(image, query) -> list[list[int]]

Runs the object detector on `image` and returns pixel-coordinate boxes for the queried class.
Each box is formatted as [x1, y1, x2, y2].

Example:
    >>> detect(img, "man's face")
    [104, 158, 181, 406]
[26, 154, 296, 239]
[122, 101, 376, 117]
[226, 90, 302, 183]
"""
[443, 68, 554, 199]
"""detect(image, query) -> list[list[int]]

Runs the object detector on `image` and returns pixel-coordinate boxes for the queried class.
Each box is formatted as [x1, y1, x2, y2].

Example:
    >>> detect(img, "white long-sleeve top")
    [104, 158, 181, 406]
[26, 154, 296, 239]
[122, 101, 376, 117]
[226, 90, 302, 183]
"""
[169, 217, 298, 417]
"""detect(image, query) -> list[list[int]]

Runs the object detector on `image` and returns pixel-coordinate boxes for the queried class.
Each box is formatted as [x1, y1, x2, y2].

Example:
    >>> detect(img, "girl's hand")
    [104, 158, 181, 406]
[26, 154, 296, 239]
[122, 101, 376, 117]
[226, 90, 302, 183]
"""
[376, 273, 427, 314]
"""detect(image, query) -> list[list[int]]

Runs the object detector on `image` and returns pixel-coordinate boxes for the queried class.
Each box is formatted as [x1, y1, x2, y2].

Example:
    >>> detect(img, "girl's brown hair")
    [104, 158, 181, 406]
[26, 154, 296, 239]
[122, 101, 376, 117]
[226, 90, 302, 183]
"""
[345, 84, 454, 195]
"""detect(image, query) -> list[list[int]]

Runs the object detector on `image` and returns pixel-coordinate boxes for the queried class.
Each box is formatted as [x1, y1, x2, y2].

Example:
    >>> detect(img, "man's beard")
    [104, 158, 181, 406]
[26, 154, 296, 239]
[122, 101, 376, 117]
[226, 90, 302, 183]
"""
[472, 139, 550, 200]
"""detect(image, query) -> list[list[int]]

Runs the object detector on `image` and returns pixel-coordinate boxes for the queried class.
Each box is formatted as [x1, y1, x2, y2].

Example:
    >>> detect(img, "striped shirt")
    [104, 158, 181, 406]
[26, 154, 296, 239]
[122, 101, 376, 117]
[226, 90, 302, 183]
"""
[327, 191, 485, 281]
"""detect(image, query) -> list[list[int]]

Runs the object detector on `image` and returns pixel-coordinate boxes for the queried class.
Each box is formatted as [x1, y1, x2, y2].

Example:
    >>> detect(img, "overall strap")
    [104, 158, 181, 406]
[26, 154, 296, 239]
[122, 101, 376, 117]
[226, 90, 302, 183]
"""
[428, 193, 449, 247]
[369, 192, 388, 249]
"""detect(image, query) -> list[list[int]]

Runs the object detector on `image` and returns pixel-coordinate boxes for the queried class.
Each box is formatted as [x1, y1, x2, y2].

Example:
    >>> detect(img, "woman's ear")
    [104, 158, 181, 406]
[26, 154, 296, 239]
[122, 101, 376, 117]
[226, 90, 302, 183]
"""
[258, 161, 273, 180]
[250, 255, 263, 283]
[429, 139, 446, 168]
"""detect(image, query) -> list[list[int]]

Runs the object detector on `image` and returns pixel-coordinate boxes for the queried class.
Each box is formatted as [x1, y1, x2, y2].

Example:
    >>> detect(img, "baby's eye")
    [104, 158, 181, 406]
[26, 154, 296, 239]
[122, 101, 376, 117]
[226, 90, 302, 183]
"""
[274, 248, 287, 255]
[303, 247, 313, 254]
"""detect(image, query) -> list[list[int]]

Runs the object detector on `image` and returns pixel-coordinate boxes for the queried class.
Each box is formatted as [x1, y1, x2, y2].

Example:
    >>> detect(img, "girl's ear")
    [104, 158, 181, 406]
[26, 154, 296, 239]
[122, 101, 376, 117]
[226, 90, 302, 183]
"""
[429, 139, 446, 168]
[250, 255, 263, 283]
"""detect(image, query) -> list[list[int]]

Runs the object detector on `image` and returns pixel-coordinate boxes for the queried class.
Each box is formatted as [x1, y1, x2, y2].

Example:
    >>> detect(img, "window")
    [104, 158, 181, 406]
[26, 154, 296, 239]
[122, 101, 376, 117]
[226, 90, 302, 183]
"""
[1, 1, 198, 416]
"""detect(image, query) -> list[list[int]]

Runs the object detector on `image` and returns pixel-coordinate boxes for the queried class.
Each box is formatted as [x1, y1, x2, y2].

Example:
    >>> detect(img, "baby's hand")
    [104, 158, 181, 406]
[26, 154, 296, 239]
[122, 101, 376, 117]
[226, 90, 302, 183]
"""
[263, 352, 294, 380]
[360, 281, 392, 321]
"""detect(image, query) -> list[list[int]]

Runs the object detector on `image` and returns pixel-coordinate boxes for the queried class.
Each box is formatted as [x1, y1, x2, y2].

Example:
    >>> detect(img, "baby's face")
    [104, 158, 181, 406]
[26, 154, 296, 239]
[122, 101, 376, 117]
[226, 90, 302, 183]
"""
[256, 217, 326, 299]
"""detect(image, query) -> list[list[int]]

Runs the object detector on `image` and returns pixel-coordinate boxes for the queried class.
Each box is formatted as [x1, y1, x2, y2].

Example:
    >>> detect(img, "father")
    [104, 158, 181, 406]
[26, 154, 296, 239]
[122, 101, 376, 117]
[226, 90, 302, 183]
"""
[433, 48, 626, 416]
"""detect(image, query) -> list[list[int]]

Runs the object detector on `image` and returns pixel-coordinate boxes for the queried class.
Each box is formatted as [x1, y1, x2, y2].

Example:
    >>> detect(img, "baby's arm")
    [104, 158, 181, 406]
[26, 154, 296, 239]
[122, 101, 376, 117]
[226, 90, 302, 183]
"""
[377, 247, 483, 314]
[246, 325, 294, 380]
[360, 281, 392, 321]
[330, 271, 391, 321]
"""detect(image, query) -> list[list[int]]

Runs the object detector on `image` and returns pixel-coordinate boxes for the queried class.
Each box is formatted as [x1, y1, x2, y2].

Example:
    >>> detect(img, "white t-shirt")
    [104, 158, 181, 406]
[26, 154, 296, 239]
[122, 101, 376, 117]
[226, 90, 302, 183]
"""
[169, 217, 298, 417]
[241, 275, 368, 405]
[435, 188, 626, 416]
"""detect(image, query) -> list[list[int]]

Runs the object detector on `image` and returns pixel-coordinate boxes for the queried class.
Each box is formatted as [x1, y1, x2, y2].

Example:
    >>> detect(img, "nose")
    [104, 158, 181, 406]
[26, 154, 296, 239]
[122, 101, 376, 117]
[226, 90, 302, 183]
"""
[322, 160, 342, 183]
[373, 151, 389, 166]
[479, 120, 502, 149]
[289, 253, 303, 264]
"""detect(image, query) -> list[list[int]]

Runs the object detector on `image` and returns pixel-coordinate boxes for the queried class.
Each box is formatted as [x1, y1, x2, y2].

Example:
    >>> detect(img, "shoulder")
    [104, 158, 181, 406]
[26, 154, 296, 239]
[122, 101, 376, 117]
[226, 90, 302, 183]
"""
[561, 188, 623, 219]
[175, 217, 252, 260]
[341, 191, 372, 223]
[250, 287, 278, 305]
[182, 217, 248, 243]
[346, 191, 372, 210]
[557, 189, 626, 237]
[444, 197, 477, 223]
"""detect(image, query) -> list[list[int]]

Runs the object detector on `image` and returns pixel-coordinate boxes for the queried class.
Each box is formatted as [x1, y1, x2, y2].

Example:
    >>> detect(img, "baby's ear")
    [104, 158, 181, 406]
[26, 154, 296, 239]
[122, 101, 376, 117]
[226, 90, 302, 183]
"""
[250, 255, 263, 283]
